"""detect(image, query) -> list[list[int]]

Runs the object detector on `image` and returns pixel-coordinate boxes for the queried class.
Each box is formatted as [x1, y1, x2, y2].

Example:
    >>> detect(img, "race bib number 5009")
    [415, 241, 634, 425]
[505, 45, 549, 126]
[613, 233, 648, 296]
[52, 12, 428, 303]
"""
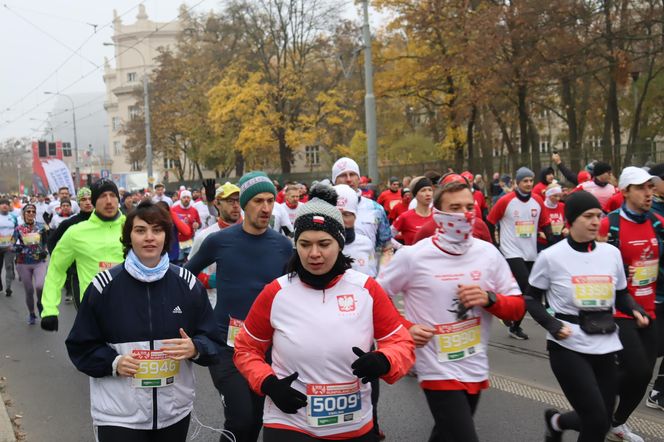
[306, 381, 362, 428]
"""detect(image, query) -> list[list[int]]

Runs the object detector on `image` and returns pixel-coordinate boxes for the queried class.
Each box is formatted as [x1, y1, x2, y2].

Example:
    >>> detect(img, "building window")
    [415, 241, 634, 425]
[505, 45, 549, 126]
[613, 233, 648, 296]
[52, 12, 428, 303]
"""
[305, 145, 320, 166]
[127, 72, 137, 82]
[129, 105, 140, 121]
[113, 141, 122, 156]
[62, 142, 72, 157]
[112, 117, 121, 131]
[539, 141, 550, 153]
[131, 160, 142, 171]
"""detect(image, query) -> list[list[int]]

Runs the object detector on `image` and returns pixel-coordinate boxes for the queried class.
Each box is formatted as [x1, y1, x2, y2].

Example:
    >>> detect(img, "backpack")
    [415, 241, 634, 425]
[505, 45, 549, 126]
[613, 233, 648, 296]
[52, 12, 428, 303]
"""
[606, 210, 664, 257]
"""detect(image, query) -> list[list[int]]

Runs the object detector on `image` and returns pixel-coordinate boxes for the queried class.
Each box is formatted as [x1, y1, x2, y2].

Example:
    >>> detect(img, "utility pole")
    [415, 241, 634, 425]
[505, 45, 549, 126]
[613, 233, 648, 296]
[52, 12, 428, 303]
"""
[361, 0, 378, 183]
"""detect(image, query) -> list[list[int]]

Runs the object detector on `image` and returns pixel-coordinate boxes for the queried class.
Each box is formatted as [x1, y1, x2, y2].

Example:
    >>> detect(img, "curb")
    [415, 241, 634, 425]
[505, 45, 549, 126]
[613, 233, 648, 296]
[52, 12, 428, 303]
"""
[0, 391, 16, 442]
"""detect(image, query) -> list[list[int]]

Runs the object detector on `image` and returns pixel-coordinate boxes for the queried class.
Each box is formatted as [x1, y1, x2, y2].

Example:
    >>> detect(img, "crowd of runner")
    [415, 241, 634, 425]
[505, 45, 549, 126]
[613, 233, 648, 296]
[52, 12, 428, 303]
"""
[0, 151, 663, 442]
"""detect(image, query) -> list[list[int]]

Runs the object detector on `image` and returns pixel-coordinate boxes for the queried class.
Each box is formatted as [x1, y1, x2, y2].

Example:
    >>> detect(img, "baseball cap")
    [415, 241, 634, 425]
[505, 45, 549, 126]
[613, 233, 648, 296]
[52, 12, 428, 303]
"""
[618, 166, 662, 190]
[215, 182, 241, 199]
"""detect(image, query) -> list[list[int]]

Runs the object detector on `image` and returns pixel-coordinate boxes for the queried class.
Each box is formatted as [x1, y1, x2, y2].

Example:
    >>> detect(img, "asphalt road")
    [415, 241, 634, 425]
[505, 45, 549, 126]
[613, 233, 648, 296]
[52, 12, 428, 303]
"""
[1, 284, 663, 442]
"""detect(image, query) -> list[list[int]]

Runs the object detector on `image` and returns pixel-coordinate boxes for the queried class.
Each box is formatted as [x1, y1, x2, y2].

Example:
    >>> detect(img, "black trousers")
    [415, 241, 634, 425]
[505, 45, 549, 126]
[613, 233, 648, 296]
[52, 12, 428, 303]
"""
[548, 341, 615, 442]
[96, 414, 190, 442]
[209, 345, 264, 442]
[614, 317, 658, 425]
[505, 258, 534, 328]
[263, 427, 377, 441]
[652, 303, 664, 392]
[423, 389, 481, 442]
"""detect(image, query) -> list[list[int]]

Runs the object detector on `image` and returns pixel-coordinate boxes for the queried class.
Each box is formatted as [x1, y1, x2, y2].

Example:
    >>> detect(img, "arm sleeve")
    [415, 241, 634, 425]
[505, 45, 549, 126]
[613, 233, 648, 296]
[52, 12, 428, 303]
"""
[170, 210, 192, 237]
[184, 234, 215, 275]
[485, 249, 525, 320]
[189, 281, 224, 366]
[376, 249, 414, 329]
[366, 278, 415, 384]
[614, 287, 644, 317]
[41, 230, 77, 317]
[557, 162, 578, 185]
[487, 195, 507, 225]
[65, 283, 118, 378]
[233, 280, 280, 395]
[524, 285, 564, 336]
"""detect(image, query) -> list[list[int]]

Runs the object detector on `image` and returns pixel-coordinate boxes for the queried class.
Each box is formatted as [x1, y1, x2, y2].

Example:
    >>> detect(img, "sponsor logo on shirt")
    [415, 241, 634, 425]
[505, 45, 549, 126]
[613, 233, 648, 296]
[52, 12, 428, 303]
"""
[336, 294, 356, 312]
[471, 270, 481, 281]
[531, 208, 538, 218]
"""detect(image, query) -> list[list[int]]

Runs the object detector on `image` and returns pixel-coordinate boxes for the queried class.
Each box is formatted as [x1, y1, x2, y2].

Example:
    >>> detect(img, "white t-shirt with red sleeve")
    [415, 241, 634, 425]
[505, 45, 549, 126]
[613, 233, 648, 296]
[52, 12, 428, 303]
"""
[378, 238, 521, 390]
[236, 269, 413, 439]
[487, 192, 547, 261]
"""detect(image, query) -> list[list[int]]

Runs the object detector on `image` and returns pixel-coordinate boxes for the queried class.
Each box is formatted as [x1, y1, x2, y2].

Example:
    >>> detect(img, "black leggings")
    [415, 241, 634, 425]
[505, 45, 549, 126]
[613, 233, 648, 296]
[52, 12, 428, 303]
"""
[423, 389, 481, 442]
[505, 258, 533, 328]
[652, 303, 664, 392]
[263, 427, 377, 441]
[547, 342, 615, 442]
[208, 346, 264, 442]
[96, 414, 190, 442]
[614, 317, 658, 425]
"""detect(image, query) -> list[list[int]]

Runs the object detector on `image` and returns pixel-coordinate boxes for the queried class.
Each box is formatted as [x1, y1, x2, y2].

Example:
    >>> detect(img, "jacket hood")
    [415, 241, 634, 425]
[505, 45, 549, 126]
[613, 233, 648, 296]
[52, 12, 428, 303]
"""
[539, 166, 554, 184]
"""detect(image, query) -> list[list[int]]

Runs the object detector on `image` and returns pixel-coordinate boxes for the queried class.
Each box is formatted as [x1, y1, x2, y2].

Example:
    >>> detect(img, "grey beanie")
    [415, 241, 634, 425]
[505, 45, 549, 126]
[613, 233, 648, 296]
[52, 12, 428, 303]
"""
[294, 185, 346, 248]
[515, 167, 535, 184]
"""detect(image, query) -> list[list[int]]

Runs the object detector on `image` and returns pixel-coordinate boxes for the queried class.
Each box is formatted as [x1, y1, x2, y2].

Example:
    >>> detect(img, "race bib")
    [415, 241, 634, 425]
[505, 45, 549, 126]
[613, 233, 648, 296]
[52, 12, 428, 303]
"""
[22, 232, 40, 245]
[306, 381, 362, 428]
[227, 317, 244, 347]
[98, 261, 120, 273]
[131, 349, 180, 388]
[551, 221, 564, 236]
[435, 317, 482, 362]
[0, 235, 12, 247]
[515, 221, 535, 238]
[572, 275, 614, 308]
[633, 260, 658, 287]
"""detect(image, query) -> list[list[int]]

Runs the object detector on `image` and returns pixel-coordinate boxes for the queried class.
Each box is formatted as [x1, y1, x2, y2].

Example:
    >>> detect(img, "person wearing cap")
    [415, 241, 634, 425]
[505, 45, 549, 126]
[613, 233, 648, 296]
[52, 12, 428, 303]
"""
[47, 187, 94, 306]
[233, 185, 414, 441]
[578, 161, 616, 208]
[13, 203, 49, 325]
[152, 183, 173, 207]
[596, 166, 661, 442]
[378, 177, 525, 442]
[41, 179, 125, 332]
[335, 183, 377, 277]
[170, 190, 201, 264]
[377, 177, 403, 214]
[332, 157, 391, 253]
[388, 188, 412, 224]
[189, 182, 242, 308]
[185, 171, 293, 442]
[538, 184, 567, 250]
[487, 166, 551, 340]
[391, 176, 434, 246]
[525, 190, 648, 442]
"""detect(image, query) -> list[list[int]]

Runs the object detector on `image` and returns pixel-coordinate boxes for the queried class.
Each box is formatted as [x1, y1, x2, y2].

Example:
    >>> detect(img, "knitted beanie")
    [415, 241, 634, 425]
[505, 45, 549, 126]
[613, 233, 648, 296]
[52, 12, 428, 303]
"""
[77, 187, 91, 200]
[294, 185, 346, 248]
[238, 171, 276, 209]
[592, 161, 612, 177]
[515, 167, 535, 184]
[91, 179, 120, 206]
[332, 157, 361, 184]
[411, 177, 433, 196]
[564, 191, 602, 226]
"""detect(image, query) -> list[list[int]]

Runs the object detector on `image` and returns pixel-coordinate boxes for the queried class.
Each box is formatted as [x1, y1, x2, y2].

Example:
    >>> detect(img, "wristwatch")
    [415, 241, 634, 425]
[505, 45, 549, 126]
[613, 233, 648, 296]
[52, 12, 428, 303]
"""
[485, 290, 497, 308]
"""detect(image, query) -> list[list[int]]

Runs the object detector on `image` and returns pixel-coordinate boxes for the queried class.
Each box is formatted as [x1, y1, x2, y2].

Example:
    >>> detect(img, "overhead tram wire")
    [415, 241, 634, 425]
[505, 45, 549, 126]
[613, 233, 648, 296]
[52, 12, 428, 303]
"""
[0, 0, 210, 131]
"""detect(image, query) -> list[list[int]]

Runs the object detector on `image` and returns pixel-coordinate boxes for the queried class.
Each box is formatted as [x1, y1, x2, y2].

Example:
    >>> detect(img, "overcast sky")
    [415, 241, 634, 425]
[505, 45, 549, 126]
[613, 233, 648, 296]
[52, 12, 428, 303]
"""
[0, 0, 379, 142]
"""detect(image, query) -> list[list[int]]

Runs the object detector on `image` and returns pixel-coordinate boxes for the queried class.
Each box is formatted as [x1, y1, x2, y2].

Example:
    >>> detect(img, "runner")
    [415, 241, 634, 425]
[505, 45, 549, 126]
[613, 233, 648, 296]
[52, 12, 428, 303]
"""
[378, 179, 525, 442]
[533, 166, 556, 198]
[538, 184, 566, 250]
[41, 179, 125, 331]
[387, 188, 411, 224]
[233, 188, 414, 441]
[47, 187, 94, 306]
[391, 177, 433, 245]
[0, 198, 17, 297]
[525, 190, 649, 442]
[185, 171, 293, 442]
[335, 184, 377, 277]
[487, 167, 551, 340]
[598, 167, 661, 442]
[13, 204, 48, 325]
[49, 198, 73, 229]
[65, 201, 223, 442]
[271, 199, 295, 237]
[47, 186, 80, 215]
[189, 182, 242, 308]
[281, 184, 301, 225]
[170, 190, 201, 264]
[377, 177, 403, 214]
[578, 161, 616, 208]
[152, 182, 173, 207]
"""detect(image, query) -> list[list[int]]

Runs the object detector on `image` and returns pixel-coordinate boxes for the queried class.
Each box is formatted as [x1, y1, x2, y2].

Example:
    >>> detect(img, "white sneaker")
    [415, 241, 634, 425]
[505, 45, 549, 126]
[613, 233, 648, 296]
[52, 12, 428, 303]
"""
[607, 424, 644, 442]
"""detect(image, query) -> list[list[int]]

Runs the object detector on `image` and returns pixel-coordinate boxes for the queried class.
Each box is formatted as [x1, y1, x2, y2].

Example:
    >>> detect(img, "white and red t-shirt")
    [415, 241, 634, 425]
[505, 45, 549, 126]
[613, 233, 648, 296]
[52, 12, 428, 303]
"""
[392, 209, 432, 245]
[487, 192, 548, 261]
[344, 233, 377, 277]
[233, 270, 414, 439]
[170, 204, 201, 242]
[578, 180, 616, 208]
[599, 211, 662, 318]
[378, 238, 523, 392]
[281, 202, 299, 225]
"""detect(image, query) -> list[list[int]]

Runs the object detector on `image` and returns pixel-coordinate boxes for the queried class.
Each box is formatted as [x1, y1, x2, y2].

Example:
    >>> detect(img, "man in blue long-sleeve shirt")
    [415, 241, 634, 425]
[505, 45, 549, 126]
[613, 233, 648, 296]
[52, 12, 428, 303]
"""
[185, 171, 292, 442]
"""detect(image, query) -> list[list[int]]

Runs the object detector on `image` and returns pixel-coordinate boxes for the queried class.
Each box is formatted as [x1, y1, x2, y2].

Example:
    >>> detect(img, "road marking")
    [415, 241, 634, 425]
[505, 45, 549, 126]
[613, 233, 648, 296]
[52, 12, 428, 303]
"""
[490, 373, 664, 440]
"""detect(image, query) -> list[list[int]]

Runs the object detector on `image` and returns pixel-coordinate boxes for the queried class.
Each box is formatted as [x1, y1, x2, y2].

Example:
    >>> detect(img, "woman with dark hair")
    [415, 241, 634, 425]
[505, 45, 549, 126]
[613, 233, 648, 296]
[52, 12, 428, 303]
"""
[233, 186, 415, 441]
[66, 200, 223, 442]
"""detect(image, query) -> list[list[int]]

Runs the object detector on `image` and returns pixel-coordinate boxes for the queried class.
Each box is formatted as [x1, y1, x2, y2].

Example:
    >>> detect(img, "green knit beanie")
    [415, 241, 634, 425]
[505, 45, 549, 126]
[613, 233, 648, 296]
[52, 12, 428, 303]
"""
[238, 171, 276, 209]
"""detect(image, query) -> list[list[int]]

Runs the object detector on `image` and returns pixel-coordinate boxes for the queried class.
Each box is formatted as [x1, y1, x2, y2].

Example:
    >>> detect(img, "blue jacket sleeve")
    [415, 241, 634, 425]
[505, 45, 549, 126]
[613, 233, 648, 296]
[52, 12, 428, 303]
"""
[65, 283, 118, 378]
[189, 281, 224, 366]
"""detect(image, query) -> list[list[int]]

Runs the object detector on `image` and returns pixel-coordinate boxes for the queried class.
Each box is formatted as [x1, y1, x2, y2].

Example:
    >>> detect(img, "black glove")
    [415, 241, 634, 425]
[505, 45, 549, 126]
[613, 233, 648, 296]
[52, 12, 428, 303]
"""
[351, 347, 390, 384]
[41, 316, 58, 332]
[261, 372, 307, 414]
[203, 179, 216, 203]
[43, 212, 52, 224]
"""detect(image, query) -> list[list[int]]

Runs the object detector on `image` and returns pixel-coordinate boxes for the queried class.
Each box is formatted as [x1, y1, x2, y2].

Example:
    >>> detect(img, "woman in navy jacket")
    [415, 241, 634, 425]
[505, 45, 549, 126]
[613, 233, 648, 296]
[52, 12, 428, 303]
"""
[66, 201, 223, 442]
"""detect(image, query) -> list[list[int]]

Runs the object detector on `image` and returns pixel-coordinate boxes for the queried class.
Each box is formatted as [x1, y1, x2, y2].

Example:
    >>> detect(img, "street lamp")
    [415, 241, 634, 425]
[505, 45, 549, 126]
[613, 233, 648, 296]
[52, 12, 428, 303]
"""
[103, 41, 153, 188]
[44, 91, 79, 184]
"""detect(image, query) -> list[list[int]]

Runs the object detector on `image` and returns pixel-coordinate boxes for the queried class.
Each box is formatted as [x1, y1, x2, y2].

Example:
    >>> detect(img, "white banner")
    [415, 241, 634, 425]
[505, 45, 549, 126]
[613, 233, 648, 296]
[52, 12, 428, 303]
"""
[41, 159, 75, 194]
